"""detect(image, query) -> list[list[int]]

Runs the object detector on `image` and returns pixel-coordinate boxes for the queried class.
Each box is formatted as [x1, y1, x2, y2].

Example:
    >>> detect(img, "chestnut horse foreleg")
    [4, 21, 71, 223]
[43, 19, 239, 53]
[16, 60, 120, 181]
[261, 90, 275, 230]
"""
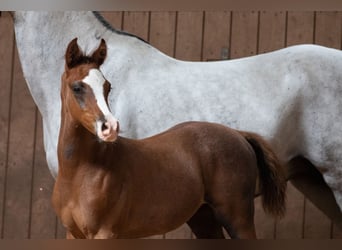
[187, 204, 225, 239]
[287, 156, 342, 229]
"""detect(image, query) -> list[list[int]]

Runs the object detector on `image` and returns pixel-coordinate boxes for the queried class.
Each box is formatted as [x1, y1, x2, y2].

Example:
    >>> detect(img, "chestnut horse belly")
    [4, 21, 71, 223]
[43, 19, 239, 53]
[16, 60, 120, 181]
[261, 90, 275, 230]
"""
[115, 163, 205, 238]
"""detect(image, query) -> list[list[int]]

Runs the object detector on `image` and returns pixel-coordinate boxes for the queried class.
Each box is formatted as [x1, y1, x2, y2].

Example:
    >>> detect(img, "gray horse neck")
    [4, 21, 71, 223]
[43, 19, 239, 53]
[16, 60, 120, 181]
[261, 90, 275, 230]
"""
[14, 11, 161, 118]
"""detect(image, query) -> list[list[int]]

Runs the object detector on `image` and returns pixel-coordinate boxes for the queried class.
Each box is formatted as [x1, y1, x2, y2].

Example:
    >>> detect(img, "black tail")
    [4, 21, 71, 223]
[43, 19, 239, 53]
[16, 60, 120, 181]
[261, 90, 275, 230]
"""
[239, 131, 287, 218]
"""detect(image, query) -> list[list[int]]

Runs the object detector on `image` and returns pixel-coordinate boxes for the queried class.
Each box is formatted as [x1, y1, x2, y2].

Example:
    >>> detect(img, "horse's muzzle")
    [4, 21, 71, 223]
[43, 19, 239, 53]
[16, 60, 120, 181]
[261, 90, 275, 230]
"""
[96, 115, 119, 142]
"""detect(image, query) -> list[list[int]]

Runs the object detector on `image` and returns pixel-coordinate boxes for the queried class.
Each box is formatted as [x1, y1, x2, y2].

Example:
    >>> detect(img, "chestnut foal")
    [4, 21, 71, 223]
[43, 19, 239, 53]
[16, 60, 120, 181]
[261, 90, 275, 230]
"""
[52, 38, 286, 239]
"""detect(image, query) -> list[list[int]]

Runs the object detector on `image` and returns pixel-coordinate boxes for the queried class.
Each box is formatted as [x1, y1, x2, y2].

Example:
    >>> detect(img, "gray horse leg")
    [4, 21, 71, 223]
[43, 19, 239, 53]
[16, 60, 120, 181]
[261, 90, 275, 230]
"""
[287, 156, 342, 229]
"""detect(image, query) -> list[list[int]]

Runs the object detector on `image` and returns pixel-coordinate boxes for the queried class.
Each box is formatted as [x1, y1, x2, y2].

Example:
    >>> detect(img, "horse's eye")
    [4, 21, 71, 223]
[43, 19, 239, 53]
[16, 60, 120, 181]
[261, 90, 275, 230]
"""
[71, 82, 84, 94]
[73, 86, 81, 93]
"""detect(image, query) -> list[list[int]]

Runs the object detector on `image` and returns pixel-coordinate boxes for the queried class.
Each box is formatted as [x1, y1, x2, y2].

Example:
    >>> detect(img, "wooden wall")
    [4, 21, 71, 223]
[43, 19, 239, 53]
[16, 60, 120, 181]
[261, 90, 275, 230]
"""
[0, 11, 341, 239]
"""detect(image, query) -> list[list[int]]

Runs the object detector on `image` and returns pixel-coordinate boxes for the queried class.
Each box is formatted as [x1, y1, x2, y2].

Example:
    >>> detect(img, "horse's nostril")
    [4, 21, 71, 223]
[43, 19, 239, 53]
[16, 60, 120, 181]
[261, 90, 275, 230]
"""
[101, 122, 108, 131]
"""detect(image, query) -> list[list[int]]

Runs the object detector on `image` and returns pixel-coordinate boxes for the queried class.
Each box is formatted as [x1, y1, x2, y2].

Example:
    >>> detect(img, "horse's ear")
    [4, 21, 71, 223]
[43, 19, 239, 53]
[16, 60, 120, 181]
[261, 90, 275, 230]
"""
[91, 39, 107, 66]
[65, 38, 83, 69]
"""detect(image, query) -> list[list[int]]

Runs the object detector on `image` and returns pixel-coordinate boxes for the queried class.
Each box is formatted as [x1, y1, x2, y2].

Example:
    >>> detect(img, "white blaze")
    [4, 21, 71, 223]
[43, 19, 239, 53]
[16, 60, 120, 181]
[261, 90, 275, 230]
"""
[82, 68, 118, 142]
[82, 68, 111, 116]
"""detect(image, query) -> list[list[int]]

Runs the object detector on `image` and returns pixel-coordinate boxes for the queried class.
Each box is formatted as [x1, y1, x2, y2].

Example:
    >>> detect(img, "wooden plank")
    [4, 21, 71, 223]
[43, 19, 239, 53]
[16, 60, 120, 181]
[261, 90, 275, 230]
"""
[149, 11, 177, 57]
[202, 11, 231, 61]
[99, 11, 123, 30]
[175, 11, 204, 61]
[0, 12, 15, 238]
[123, 11, 150, 42]
[29, 112, 56, 238]
[314, 11, 342, 49]
[286, 11, 315, 46]
[230, 11, 259, 59]
[275, 11, 315, 239]
[2, 46, 36, 239]
[258, 11, 286, 53]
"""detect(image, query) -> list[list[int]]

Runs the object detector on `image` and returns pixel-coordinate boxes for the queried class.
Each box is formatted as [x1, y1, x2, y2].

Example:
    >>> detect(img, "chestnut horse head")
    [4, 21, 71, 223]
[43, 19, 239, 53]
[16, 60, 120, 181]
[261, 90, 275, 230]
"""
[61, 38, 119, 142]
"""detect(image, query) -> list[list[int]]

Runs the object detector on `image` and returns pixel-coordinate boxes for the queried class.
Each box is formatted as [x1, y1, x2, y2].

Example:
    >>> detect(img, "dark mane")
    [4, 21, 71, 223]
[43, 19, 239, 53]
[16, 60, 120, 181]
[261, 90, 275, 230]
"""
[92, 11, 148, 44]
